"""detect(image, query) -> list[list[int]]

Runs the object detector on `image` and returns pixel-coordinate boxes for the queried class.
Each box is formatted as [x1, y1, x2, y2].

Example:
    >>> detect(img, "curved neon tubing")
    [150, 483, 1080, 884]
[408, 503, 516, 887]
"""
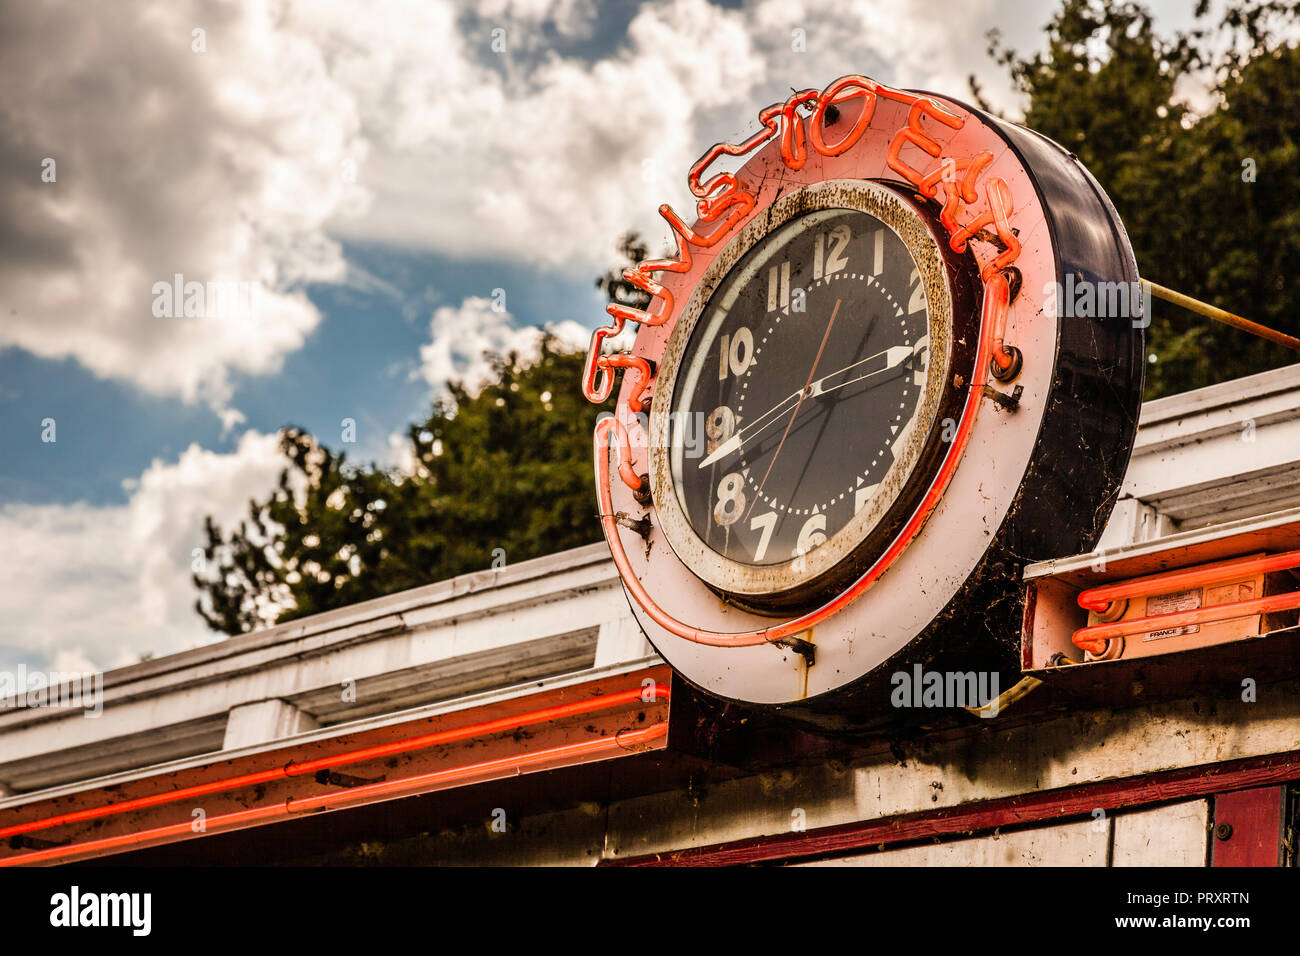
[594, 279, 1001, 648]
[1073, 591, 1300, 654]
[1076, 550, 1300, 613]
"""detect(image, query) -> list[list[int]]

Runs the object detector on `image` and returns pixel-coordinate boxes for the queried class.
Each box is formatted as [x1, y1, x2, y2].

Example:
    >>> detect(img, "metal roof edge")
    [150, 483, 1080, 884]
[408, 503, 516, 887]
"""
[0, 655, 665, 813]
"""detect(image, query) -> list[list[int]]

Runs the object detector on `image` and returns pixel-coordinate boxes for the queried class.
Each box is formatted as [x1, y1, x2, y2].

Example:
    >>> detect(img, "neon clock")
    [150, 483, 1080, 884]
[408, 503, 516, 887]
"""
[583, 76, 1144, 722]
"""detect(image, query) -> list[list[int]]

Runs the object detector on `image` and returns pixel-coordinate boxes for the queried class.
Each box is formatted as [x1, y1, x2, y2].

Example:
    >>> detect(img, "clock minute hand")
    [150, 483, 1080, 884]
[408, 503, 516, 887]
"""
[698, 302, 846, 473]
[807, 344, 913, 398]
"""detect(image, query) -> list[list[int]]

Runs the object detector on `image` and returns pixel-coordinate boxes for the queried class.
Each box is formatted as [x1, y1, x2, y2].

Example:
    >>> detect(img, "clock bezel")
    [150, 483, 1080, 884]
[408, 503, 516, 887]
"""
[648, 178, 982, 611]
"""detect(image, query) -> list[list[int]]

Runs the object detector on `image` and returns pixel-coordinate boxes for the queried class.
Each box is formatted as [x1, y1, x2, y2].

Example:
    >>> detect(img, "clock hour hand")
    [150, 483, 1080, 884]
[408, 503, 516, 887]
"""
[808, 344, 914, 398]
[696, 429, 748, 470]
[695, 403, 788, 470]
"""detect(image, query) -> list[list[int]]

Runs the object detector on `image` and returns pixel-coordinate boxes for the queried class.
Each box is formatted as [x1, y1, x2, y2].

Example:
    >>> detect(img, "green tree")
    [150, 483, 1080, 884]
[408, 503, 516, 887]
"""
[981, 0, 1300, 397]
[595, 231, 652, 311]
[198, 234, 649, 635]
[195, 339, 616, 633]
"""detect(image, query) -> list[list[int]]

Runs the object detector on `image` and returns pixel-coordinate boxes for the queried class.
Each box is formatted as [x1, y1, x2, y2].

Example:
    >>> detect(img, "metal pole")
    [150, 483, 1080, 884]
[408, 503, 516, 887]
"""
[1143, 279, 1300, 353]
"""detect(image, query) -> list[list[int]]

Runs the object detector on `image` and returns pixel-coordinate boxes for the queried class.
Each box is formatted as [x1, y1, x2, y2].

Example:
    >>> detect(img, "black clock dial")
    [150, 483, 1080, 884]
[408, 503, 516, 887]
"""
[668, 207, 929, 569]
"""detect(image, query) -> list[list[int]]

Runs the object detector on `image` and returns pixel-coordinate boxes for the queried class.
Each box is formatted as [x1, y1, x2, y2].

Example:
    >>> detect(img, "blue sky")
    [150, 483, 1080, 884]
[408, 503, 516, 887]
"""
[0, 243, 606, 508]
[0, 0, 1215, 673]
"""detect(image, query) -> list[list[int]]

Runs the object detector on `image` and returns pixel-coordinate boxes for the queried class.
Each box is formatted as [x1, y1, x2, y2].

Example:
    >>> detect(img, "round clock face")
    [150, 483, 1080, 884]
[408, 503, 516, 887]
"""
[649, 180, 976, 611]
[670, 207, 927, 563]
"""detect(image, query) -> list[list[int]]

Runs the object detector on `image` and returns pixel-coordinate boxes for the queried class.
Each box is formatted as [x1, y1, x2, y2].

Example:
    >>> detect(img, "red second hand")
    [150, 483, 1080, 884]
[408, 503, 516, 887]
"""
[744, 298, 841, 521]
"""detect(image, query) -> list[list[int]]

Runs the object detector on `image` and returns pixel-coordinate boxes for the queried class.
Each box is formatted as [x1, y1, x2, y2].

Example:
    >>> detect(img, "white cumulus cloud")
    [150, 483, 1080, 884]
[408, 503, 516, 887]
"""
[0, 0, 367, 412]
[0, 432, 289, 672]
[0, 0, 1077, 416]
[418, 295, 589, 396]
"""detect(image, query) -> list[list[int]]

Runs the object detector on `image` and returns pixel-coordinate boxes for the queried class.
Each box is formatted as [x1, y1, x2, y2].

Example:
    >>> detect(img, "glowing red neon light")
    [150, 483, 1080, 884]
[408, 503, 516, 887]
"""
[584, 73, 1026, 641]
[1072, 592, 1300, 654]
[885, 98, 963, 186]
[595, 353, 653, 413]
[1076, 550, 1300, 613]
[809, 77, 877, 156]
[1071, 550, 1300, 654]
[0, 685, 669, 844]
[0, 723, 668, 866]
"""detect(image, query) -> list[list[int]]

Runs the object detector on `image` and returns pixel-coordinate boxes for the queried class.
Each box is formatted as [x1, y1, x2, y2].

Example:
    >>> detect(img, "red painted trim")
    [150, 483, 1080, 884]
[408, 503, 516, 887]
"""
[1212, 786, 1284, 867]
[604, 750, 1300, 867]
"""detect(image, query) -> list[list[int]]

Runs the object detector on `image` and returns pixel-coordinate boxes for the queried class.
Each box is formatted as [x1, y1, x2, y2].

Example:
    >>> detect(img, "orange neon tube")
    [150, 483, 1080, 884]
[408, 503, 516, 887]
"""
[593, 253, 1001, 648]
[1072, 590, 1300, 654]
[982, 270, 1013, 372]
[0, 685, 669, 842]
[0, 723, 668, 866]
[1076, 549, 1300, 613]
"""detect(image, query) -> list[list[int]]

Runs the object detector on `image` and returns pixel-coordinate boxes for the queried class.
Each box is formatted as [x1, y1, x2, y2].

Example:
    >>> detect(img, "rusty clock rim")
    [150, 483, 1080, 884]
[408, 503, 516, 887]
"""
[646, 178, 958, 603]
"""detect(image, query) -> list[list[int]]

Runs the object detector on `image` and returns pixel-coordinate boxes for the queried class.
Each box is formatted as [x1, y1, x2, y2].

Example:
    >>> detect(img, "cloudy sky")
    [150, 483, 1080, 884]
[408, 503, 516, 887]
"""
[0, 0, 1212, 674]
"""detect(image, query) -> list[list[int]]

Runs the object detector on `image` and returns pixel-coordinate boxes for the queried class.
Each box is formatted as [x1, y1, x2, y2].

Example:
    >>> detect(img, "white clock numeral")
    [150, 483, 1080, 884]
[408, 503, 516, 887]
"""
[778, 224, 853, 306]
[908, 268, 926, 314]
[717, 327, 754, 380]
[812, 226, 852, 283]
[825, 224, 851, 276]
[705, 406, 736, 453]
[912, 335, 929, 386]
[766, 261, 791, 312]
[713, 472, 747, 527]
[871, 228, 884, 277]
[795, 513, 827, 554]
[749, 511, 777, 561]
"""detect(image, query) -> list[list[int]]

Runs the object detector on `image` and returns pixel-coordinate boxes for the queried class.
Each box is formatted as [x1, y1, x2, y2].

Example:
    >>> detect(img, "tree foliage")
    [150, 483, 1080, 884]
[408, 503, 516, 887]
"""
[980, 0, 1300, 397]
[195, 338, 615, 634]
[595, 231, 653, 311]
